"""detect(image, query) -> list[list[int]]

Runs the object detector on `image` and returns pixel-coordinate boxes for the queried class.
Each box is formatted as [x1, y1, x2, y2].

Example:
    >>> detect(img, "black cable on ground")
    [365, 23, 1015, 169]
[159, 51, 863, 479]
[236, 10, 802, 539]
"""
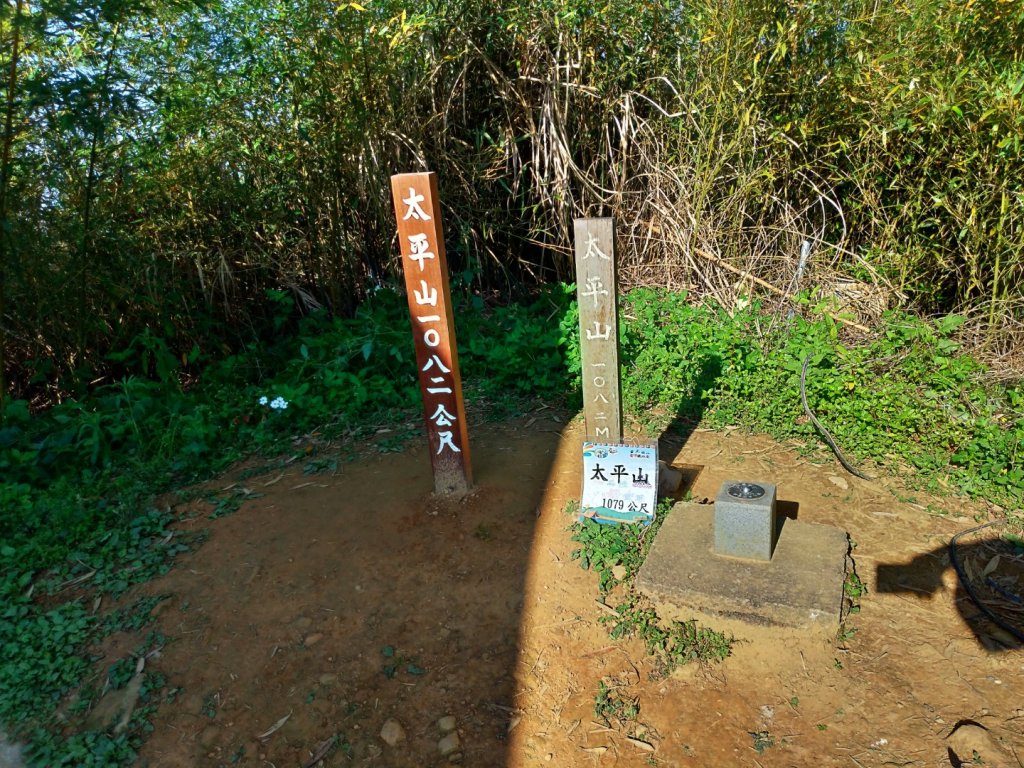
[986, 576, 1024, 606]
[800, 354, 873, 481]
[949, 520, 1024, 644]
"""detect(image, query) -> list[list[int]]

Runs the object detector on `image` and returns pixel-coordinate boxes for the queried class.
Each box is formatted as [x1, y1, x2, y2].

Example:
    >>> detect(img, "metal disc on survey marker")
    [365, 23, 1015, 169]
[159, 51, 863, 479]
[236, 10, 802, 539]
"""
[727, 482, 765, 499]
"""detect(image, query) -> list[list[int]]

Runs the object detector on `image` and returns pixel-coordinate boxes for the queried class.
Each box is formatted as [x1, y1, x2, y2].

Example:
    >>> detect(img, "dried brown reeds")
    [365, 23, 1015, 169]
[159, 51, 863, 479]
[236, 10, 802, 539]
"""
[2, 0, 1021, 394]
[456, 4, 904, 330]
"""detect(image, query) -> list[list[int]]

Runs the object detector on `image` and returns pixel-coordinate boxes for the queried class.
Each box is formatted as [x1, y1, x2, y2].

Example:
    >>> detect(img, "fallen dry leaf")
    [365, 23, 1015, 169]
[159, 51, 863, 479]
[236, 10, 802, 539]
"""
[626, 736, 656, 752]
[302, 735, 337, 768]
[257, 710, 292, 740]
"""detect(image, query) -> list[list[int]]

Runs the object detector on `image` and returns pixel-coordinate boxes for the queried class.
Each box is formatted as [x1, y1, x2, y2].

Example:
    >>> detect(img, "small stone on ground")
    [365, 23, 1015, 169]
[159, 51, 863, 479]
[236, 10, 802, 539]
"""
[380, 718, 406, 747]
[827, 475, 849, 490]
[438, 731, 460, 756]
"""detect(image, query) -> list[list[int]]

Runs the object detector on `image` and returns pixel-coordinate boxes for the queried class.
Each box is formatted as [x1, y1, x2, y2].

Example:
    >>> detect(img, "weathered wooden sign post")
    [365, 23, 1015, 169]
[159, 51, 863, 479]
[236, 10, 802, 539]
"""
[573, 218, 657, 524]
[390, 172, 472, 495]
[573, 218, 623, 443]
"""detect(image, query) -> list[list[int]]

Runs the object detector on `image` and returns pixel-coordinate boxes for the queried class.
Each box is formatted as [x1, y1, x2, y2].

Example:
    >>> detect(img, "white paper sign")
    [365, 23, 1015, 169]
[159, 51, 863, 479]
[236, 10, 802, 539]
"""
[580, 441, 658, 525]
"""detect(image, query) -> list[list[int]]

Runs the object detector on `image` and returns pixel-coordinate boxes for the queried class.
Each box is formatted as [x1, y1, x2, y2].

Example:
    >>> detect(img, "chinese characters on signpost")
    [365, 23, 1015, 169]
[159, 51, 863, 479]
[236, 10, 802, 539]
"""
[573, 218, 623, 443]
[580, 442, 658, 525]
[574, 218, 657, 524]
[390, 172, 472, 495]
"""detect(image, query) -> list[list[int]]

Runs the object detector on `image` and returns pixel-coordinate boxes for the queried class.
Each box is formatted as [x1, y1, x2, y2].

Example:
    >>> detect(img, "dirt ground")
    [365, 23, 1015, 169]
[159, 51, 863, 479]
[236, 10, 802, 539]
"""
[98, 407, 1023, 767]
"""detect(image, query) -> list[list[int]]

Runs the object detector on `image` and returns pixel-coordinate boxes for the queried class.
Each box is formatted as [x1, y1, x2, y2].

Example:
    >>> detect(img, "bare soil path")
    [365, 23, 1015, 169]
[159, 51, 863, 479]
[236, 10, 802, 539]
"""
[109, 411, 1021, 767]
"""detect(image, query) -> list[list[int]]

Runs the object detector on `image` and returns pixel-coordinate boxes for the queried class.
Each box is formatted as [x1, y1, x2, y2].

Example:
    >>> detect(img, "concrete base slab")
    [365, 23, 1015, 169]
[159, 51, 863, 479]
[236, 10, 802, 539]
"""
[637, 503, 848, 634]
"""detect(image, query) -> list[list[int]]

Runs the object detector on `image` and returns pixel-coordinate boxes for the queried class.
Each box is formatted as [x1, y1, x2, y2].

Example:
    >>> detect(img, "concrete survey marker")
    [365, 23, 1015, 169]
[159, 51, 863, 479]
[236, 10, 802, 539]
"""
[714, 480, 777, 561]
[637, 501, 848, 632]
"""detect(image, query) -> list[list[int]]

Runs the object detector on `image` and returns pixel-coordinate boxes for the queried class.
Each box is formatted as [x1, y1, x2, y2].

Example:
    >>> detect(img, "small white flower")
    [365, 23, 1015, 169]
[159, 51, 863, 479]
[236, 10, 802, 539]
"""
[258, 396, 268, 406]
[269, 396, 289, 411]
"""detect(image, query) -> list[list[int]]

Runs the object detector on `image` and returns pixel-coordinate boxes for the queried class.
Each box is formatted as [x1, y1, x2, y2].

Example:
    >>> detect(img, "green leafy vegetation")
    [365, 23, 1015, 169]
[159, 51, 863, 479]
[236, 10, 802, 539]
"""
[602, 596, 734, 677]
[706, 310, 1023, 505]
[838, 558, 868, 647]
[844, 571, 867, 608]
[2, 5, 1020, 759]
[750, 730, 775, 754]
[2, 0, 1021, 410]
[3, 281, 1020, 762]
[0, 288, 577, 764]
[616, 289, 1023, 510]
[379, 645, 427, 680]
[570, 516, 660, 594]
[593, 680, 640, 727]
[570, 501, 734, 675]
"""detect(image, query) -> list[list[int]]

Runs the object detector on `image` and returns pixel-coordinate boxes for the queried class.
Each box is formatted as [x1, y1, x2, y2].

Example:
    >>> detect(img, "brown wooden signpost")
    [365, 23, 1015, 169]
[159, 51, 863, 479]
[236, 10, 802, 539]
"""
[573, 218, 622, 443]
[390, 172, 472, 495]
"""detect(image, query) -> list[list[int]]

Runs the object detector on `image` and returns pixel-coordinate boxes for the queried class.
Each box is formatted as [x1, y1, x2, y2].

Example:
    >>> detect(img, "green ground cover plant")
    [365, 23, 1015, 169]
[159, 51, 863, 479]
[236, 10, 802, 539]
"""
[600, 594, 734, 678]
[3, 0, 1021, 407]
[2, 0, 1021, 758]
[570, 500, 734, 676]
[593, 680, 639, 726]
[0, 285, 1021, 763]
[615, 288, 1023, 510]
[0, 287, 575, 765]
[569, 516, 657, 594]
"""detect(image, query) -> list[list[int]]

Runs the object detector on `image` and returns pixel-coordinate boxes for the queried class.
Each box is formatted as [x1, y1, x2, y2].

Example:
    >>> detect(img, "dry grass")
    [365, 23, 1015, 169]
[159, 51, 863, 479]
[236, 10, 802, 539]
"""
[465, 21, 903, 330]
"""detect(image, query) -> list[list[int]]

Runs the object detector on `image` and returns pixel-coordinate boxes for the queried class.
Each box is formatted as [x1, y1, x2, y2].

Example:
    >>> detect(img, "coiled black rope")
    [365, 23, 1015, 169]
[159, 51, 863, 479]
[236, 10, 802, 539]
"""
[949, 520, 1024, 644]
[800, 354, 874, 480]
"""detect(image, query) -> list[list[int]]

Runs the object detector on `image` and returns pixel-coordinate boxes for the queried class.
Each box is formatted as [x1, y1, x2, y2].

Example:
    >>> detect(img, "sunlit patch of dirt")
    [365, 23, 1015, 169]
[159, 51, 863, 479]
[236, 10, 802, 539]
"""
[119, 414, 1022, 767]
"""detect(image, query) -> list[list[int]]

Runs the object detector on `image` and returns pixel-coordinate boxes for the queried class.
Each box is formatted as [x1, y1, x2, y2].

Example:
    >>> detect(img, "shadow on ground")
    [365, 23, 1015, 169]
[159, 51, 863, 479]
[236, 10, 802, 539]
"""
[875, 528, 1024, 652]
[130, 415, 565, 767]
[654, 356, 723, 500]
